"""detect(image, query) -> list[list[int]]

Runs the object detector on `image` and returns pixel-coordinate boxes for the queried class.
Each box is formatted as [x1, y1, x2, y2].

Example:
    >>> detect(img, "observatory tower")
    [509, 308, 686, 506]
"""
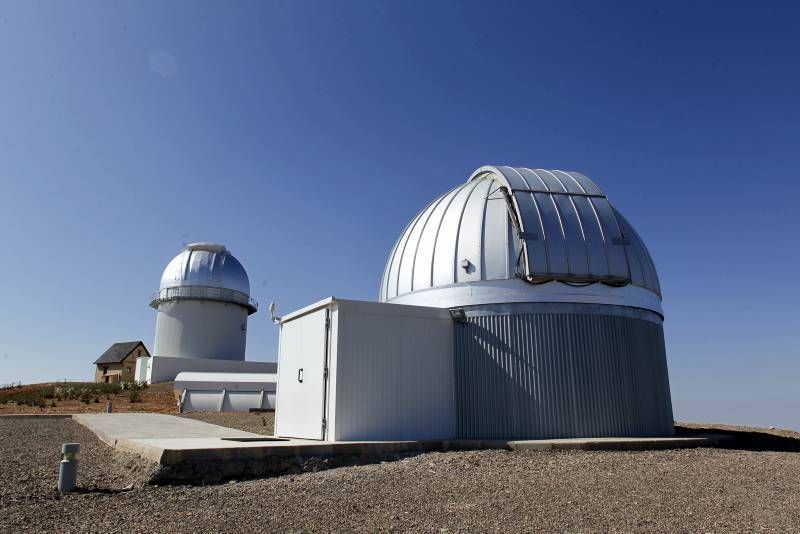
[380, 166, 673, 438]
[140, 243, 275, 383]
[152, 242, 256, 361]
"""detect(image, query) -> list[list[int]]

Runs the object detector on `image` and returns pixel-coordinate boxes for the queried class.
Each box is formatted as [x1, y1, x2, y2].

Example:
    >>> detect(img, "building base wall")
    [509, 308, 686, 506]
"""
[148, 355, 277, 384]
[154, 300, 248, 361]
[454, 303, 674, 439]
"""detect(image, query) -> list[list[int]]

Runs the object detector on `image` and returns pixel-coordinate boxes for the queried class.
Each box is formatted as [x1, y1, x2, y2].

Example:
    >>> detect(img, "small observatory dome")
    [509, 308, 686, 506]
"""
[380, 166, 673, 439]
[150, 243, 257, 363]
[158, 242, 252, 305]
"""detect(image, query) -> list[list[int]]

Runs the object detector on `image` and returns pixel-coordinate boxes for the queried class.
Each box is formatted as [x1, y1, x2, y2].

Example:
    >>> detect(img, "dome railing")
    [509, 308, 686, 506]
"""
[150, 285, 258, 313]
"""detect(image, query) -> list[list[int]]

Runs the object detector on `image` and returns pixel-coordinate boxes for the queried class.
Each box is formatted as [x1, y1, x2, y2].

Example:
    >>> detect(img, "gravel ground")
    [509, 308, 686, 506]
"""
[3, 417, 800, 531]
[179, 411, 274, 435]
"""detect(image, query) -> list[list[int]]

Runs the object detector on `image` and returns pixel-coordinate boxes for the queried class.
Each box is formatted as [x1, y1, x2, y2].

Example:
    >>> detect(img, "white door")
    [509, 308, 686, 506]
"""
[274, 307, 329, 439]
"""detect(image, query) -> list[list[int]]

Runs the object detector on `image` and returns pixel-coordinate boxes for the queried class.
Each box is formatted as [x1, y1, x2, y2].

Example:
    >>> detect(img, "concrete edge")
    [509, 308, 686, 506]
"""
[508, 434, 735, 451]
[0, 413, 73, 419]
[71, 414, 166, 464]
[153, 439, 511, 465]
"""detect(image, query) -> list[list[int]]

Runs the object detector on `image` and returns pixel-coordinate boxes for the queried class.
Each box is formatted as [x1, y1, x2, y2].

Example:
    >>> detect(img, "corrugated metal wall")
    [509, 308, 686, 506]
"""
[454, 304, 673, 439]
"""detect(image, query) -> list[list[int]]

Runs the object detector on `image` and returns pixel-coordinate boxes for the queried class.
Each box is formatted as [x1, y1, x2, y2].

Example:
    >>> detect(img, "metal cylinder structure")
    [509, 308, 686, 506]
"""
[58, 442, 80, 493]
[151, 243, 257, 361]
[380, 166, 674, 439]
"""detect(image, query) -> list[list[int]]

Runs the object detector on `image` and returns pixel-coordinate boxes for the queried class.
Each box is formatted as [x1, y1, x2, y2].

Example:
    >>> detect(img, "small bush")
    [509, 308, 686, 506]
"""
[126, 382, 142, 403]
[0, 381, 123, 407]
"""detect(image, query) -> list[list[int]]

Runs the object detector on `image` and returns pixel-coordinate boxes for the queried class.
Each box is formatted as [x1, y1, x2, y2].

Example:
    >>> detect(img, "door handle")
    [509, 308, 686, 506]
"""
[298, 368, 303, 383]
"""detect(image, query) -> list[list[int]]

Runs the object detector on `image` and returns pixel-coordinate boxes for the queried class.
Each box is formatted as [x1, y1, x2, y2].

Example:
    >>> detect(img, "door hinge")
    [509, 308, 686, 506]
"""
[322, 418, 327, 431]
[323, 367, 329, 379]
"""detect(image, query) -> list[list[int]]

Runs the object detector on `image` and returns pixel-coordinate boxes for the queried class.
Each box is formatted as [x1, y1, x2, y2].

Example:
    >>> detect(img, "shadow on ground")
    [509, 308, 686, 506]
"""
[675, 424, 800, 452]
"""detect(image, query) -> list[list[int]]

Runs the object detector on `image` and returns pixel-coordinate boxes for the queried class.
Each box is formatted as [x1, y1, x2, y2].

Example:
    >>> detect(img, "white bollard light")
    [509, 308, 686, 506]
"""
[58, 443, 80, 493]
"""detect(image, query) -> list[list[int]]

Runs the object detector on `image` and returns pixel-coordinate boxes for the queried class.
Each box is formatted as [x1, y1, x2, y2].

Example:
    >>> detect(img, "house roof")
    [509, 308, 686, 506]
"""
[94, 341, 148, 365]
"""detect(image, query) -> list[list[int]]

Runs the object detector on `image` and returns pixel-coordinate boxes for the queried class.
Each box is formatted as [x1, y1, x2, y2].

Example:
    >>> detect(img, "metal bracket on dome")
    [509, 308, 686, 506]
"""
[496, 186, 530, 279]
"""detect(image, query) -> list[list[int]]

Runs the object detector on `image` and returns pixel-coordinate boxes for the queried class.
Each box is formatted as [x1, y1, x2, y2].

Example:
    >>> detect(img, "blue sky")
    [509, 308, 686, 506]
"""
[1, 1, 798, 429]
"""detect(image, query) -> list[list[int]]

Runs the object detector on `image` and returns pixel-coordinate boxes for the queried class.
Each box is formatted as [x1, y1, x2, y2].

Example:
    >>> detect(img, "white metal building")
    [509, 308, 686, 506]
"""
[140, 243, 276, 384]
[275, 166, 673, 441]
[175, 372, 277, 413]
[274, 299, 454, 441]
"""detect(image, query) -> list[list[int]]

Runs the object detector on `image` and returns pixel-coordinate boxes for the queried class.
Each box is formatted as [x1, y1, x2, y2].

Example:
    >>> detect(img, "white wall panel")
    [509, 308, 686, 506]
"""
[274, 307, 329, 440]
[276, 299, 454, 442]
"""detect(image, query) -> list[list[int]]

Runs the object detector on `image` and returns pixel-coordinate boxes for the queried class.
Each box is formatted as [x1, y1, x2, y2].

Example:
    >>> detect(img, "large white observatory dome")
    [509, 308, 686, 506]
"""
[379, 165, 673, 439]
[381, 166, 661, 315]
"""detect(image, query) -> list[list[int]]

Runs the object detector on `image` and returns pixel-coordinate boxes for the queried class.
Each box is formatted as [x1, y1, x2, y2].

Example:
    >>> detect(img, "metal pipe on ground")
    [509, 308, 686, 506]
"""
[58, 443, 79, 493]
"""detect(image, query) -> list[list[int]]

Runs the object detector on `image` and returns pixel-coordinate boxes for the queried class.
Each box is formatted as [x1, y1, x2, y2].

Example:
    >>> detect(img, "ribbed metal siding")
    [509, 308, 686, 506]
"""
[454, 307, 673, 439]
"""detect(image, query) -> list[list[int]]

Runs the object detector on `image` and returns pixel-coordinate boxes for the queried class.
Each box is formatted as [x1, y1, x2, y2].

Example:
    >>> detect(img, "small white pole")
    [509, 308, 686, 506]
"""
[58, 443, 80, 493]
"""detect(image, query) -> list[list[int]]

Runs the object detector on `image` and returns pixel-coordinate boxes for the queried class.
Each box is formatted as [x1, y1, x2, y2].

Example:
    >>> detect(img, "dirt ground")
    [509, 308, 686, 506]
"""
[2, 416, 800, 532]
[0, 382, 177, 415]
[179, 411, 275, 435]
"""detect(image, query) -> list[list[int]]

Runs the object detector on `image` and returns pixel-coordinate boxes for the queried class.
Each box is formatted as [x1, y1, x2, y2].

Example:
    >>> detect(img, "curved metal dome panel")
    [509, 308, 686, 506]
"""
[159, 243, 251, 296]
[380, 166, 660, 303]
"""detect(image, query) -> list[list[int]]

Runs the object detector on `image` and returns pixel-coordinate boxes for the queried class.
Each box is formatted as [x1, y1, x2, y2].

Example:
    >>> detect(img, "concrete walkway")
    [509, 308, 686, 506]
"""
[72, 413, 733, 484]
[74, 413, 259, 440]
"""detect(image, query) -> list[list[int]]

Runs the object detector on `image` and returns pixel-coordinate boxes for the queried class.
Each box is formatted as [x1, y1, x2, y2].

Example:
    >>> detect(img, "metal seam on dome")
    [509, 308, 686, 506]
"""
[550, 170, 592, 275]
[478, 178, 491, 281]
[509, 171, 550, 278]
[391, 193, 441, 299]
[536, 173, 572, 274]
[429, 183, 468, 290]
[409, 185, 460, 293]
[527, 191, 550, 275]
[450, 178, 486, 286]
[555, 169, 588, 194]
[497, 184, 527, 278]
[520, 170, 551, 275]
[503, 168, 538, 278]
[586, 197, 613, 276]
[638, 234, 660, 295]
[608, 206, 634, 287]
[512, 167, 534, 189]
[181, 250, 191, 283]
[567, 195, 592, 276]
[540, 169, 569, 194]
[547, 194, 571, 275]
[545, 171, 573, 195]
[567, 195, 587, 241]
[532, 169, 554, 191]
[524, 167, 550, 190]
[380, 207, 420, 300]
[619, 213, 656, 293]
